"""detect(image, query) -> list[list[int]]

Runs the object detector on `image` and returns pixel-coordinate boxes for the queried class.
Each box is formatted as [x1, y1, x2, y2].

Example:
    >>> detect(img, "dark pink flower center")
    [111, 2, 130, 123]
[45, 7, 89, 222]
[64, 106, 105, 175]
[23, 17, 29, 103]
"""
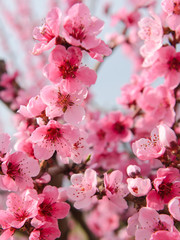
[106, 185, 118, 194]
[59, 60, 78, 79]
[153, 221, 168, 232]
[96, 129, 106, 140]
[14, 210, 29, 222]
[0, 152, 5, 158]
[112, 121, 126, 134]
[73, 140, 83, 150]
[7, 162, 20, 179]
[70, 24, 86, 43]
[39, 201, 54, 217]
[168, 57, 180, 71]
[40, 24, 55, 42]
[132, 187, 138, 193]
[45, 127, 62, 143]
[158, 182, 173, 198]
[173, 2, 180, 15]
[57, 92, 74, 113]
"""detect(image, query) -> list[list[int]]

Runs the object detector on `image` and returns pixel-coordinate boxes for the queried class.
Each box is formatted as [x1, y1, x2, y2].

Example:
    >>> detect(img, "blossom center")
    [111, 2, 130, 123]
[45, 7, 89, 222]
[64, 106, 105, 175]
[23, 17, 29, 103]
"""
[173, 2, 180, 15]
[96, 129, 106, 140]
[153, 221, 168, 232]
[14, 210, 29, 222]
[112, 122, 126, 134]
[143, 26, 151, 39]
[7, 162, 20, 179]
[168, 57, 180, 71]
[39, 202, 53, 217]
[158, 182, 173, 198]
[40, 24, 55, 42]
[70, 24, 86, 42]
[57, 92, 74, 113]
[45, 127, 62, 143]
[59, 60, 78, 79]
[106, 185, 118, 194]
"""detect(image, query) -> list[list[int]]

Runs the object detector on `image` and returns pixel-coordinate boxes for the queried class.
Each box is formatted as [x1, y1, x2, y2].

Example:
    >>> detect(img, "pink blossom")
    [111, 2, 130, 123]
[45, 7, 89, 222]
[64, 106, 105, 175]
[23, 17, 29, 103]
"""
[135, 207, 175, 240]
[63, 3, 104, 50]
[118, 74, 145, 107]
[127, 177, 152, 197]
[104, 111, 133, 143]
[138, 11, 163, 67]
[86, 198, 119, 237]
[87, 119, 108, 153]
[65, 0, 83, 9]
[168, 197, 180, 221]
[151, 231, 180, 240]
[88, 40, 112, 62]
[40, 84, 86, 125]
[0, 151, 40, 191]
[67, 130, 89, 164]
[30, 120, 79, 160]
[44, 45, 97, 91]
[104, 170, 128, 209]
[162, 0, 180, 30]
[147, 46, 180, 89]
[30, 218, 61, 240]
[147, 167, 180, 210]
[0, 189, 39, 229]
[137, 85, 175, 127]
[111, 8, 140, 27]
[32, 8, 61, 55]
[0, 228, 15, 240]
[132, 124, 177, 160]
[36, 185, 70, 221]
[67, 168, 97, 209]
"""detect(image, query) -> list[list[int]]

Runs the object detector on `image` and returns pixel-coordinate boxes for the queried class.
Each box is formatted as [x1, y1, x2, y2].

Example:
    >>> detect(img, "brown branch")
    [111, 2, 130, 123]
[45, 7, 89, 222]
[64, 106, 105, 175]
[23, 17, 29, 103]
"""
[69, 202, 99, 240]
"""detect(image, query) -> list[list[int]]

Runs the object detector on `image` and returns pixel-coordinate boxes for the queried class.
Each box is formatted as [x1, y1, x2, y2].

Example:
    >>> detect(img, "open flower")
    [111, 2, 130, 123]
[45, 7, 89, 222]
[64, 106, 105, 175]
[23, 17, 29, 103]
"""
[67, 168, 97, 209]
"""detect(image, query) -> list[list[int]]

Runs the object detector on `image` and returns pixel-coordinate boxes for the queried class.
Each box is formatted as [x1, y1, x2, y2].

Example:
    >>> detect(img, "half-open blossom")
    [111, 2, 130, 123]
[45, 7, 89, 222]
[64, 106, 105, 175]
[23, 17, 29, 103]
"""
[132, 124, 177, 160]
[44, 45, 97, 91]
[30, 218, 61, 240]
[18, 95, 46, 119]
[30, 120, 80, 160]
[147, 167, 180, 210]
[67, 168, 97, 209]
[32, 8, 61, 55]
[40, 84, 87, 125]
[126, 165, 141, 178]
[0, 151, 40, 191]
[127, 177, 152, 197]
[168, 197, 180, 221]
[104, 170, 128, 209]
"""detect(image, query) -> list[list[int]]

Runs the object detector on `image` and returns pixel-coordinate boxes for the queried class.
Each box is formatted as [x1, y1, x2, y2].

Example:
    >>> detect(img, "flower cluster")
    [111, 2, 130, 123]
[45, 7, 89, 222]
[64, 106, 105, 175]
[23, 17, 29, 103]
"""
[0, 0, 179, 239]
